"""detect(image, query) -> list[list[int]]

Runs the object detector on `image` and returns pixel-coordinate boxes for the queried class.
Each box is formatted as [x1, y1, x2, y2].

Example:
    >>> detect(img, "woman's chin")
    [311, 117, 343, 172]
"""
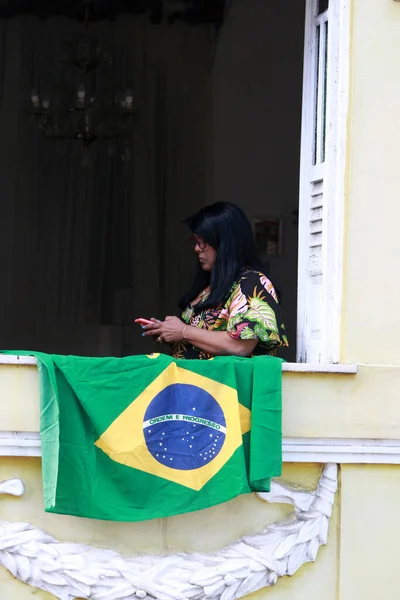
[200, 263, 211, 272]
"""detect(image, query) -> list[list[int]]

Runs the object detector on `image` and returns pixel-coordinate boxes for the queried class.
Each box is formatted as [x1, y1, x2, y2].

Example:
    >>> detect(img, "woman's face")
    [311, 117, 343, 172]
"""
[193, 235, 216, 272]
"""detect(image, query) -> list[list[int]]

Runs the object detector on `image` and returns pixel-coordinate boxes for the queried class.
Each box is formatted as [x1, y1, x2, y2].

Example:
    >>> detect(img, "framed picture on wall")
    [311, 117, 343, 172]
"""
[253, 218, 283, 258]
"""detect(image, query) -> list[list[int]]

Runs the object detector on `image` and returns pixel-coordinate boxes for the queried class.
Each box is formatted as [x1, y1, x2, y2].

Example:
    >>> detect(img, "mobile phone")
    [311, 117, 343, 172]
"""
[135, 318, 153, 326]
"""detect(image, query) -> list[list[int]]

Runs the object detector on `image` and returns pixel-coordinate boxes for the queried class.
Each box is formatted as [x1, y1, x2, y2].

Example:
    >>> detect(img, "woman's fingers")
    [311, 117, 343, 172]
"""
[143, 320, 160, 331]
[143, 328, 161, 337]
[141, 318, 176, 340]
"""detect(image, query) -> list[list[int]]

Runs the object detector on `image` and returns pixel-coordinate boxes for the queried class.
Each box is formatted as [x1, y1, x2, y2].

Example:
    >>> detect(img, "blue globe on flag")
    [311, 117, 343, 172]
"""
[143, 383, 227, 470]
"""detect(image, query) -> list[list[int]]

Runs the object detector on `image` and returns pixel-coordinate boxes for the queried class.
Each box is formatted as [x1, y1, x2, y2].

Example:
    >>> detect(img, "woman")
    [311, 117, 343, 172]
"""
[142, 202, 288, 359]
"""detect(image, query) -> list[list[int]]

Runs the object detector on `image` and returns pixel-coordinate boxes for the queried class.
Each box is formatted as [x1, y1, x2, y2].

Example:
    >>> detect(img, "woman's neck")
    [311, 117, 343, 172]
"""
[190, 286, 211, 307]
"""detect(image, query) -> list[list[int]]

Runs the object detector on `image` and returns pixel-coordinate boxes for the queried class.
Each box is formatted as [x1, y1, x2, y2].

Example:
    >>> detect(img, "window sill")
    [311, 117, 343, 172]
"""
[282, 362, 358, 374]
[0, 355, 38, 365]
[0, 355, 358, 374]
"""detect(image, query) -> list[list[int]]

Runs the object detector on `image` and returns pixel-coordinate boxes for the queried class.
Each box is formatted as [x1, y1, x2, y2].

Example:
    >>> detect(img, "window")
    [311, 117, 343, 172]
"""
[0, 0, 349, 362]
[313, 9, 328, 165]
[297, 0, 350, 363]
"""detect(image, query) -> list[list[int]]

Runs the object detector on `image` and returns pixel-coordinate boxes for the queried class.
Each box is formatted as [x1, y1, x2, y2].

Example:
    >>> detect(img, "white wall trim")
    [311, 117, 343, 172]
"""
[0, 432, 42, 457]
[3, 432, 400, 464]
[283, 437, 400, 464]
[0, 354, 358, 373]
[323, 0, 351, 364]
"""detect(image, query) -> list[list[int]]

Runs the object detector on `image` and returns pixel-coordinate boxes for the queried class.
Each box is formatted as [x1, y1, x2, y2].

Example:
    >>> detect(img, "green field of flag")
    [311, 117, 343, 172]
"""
[6, 351, 282, 522]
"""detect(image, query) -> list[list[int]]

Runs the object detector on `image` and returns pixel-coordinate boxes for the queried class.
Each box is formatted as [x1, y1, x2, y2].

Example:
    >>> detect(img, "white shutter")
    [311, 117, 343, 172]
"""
[297, 0, 349, 363]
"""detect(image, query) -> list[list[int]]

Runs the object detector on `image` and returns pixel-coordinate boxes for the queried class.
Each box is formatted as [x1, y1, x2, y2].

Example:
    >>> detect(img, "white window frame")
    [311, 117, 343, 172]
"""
[297, 0, 351, 364]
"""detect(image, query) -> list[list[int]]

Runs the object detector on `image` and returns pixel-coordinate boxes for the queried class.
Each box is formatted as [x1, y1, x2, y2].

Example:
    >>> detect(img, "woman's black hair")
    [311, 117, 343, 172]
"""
[180, 202, 270, 312]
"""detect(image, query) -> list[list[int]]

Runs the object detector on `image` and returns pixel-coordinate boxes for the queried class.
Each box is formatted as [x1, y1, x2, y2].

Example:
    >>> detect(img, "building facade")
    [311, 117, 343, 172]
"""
[1, 0, 400, 598]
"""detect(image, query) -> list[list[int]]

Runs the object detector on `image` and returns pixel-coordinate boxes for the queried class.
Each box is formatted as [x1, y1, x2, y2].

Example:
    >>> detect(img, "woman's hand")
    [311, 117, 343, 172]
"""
[142, 317, 258, 357]
[143, 316, 186, 344]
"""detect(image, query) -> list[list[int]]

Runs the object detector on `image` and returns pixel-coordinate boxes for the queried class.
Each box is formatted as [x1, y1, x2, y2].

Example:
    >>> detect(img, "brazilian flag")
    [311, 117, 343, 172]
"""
[13, 351, 282, 521]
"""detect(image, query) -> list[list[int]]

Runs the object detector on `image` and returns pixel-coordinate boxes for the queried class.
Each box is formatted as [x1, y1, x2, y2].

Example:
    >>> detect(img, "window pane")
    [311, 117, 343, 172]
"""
[322, 21, 328, 163]
[317, 0, 329, 15]
[313, 24, 320, 166]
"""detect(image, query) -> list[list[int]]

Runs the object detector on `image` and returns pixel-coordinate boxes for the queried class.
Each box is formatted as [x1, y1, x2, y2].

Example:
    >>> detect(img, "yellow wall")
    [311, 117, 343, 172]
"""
[339, 465, 400, 600]
[343, 0, 400, 366]
[4, 364, 400, 440]
[0, 458, 338, 600]
[5, 456, 400, 600]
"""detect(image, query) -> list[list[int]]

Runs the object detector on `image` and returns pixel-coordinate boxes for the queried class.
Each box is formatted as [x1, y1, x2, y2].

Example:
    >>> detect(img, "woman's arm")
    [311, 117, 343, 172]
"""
[143, 317, 257, 357]
[182, 324, 257, 357]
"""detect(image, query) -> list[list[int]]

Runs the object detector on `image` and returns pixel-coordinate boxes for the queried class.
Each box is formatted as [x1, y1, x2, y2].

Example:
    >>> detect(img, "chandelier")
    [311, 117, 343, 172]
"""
[28, 4, 136, 146]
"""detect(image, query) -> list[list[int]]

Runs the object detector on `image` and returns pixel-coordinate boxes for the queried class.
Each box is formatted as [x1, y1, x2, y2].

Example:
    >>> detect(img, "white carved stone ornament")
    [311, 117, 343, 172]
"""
[0, 464, 337, 600]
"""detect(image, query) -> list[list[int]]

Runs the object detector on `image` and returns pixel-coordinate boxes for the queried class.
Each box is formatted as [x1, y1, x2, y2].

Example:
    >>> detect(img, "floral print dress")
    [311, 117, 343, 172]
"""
[172, 269, 289, 360]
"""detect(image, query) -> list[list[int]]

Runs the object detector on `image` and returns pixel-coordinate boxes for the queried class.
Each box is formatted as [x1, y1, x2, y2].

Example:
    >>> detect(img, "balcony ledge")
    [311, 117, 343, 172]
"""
[0, 355, 358, 374]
